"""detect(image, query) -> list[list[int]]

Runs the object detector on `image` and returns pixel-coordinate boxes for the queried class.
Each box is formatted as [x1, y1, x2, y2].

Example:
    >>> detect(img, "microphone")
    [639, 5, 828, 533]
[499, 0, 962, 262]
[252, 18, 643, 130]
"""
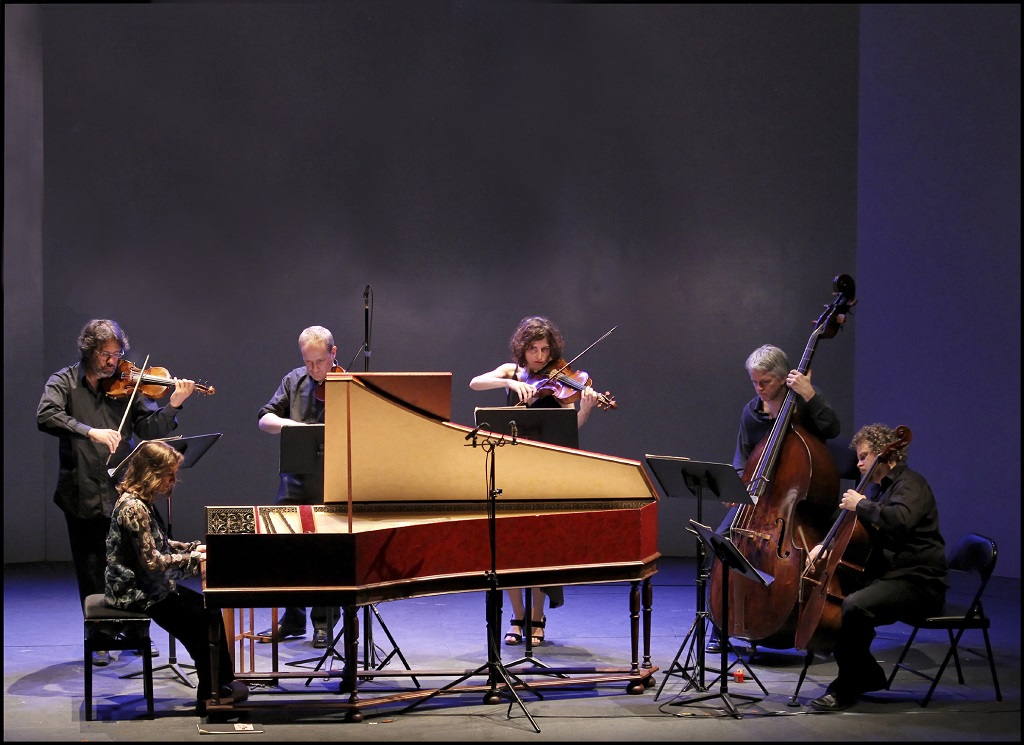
[363, 285, 370, 309]
[465, 422, 489, 441]
[510, 421, 518, 444]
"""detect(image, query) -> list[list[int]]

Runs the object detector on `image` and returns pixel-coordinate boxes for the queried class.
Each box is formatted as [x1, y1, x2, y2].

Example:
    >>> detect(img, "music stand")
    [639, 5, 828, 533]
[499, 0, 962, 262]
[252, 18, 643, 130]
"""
[671, 520, 773, 719]
[279, 424, 324, 474]
[114, 433, 222, 688]
[401, 425, 541, 732]
[476, 407, 575, 669]
[474, 406, 578, 450]
[646, 456, 761, 698]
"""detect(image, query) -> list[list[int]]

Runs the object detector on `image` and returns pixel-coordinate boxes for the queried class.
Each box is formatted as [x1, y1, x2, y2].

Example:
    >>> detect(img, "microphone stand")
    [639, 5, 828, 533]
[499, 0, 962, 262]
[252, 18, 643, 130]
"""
[363, 285, 371, 373]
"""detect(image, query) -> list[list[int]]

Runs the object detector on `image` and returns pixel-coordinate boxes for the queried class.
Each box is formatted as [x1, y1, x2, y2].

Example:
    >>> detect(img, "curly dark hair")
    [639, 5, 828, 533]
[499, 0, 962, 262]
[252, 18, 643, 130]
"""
[77, 319, 129, 360]
[850, 423, 909, 464]
[508, 316, 564, 366]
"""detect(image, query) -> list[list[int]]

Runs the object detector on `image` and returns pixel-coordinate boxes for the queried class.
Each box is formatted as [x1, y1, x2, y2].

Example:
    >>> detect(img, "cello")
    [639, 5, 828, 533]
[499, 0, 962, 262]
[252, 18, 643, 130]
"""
[793, 426, 912, 654]
[708, 274, 856, 649]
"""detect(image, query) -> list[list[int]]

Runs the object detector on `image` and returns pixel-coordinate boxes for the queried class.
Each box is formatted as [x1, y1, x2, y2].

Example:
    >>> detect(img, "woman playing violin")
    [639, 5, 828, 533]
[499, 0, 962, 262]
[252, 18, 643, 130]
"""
[469, 315, 603, 648]
[470, 315, 602, 429]
[36, 319, 197, 665]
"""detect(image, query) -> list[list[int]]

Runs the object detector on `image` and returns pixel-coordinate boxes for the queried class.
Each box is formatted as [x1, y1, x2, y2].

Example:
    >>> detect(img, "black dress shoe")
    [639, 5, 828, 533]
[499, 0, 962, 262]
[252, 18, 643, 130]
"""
[257, 622, 306, 643]
[197, 681, 250, 716]
[312, 628, 330, 649]
[810, 692, 855, 711]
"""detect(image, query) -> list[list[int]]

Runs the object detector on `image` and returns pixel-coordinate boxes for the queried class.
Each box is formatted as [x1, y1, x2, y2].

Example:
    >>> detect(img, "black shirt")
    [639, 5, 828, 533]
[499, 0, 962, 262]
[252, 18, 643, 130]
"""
[37, 362, 182, 520]
[732, 386, 841, 473]
[857, 463, 948, 590]
[258, 366, 325, 502]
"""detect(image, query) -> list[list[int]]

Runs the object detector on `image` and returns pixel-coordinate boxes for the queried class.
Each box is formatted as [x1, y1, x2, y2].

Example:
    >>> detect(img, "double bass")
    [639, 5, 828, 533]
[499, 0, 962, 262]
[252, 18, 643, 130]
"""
[793, 426, 912, 654]
[708, 274, 856, 649]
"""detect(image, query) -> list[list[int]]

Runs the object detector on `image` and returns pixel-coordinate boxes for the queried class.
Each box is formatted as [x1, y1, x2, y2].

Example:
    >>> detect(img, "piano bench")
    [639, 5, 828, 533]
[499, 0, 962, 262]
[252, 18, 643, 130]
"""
[83, 594, 154, 720]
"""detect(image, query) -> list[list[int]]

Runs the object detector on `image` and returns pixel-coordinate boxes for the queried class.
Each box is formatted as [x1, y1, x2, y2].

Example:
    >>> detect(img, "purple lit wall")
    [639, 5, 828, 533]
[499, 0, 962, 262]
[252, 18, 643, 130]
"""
[5, 3, 1018, 576]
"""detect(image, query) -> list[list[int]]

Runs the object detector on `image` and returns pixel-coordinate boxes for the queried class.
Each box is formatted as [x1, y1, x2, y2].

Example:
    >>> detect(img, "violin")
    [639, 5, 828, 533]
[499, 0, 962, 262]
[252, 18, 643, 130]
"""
[523, 358, 617, 410]
[314, 365, 347, 402]
[102, 359, 215, 400]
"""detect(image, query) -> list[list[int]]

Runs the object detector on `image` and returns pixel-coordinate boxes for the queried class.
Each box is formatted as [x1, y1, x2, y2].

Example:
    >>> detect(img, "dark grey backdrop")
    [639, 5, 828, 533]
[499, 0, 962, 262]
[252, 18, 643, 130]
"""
[5, 3, 1019, 577]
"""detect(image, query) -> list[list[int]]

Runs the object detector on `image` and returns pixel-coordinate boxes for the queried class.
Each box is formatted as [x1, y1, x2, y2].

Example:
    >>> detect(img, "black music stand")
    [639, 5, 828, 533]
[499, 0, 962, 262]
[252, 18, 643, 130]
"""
[474, 406, 578, 449]
[279, 425, 410, 678]
[671, 520, 773, 719]
[401, 424, 541, 732]
[113, 433, 222, 688]
[646, 456, 762, 699]
[279, 424, 324, 475]
[476, 407, 575, 671]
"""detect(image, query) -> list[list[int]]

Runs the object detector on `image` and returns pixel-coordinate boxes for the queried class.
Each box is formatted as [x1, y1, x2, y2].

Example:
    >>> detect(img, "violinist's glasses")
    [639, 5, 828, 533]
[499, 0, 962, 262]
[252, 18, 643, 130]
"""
[96, 350, 124, 361]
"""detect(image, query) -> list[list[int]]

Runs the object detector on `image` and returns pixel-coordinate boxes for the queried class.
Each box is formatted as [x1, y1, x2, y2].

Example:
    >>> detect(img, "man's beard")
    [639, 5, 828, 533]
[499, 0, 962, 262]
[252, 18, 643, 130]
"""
[91, 359, 117, 379]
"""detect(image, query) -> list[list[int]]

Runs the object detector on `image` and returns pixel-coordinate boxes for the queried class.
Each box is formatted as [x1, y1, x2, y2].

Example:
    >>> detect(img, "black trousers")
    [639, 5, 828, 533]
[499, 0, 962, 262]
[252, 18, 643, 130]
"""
[276, 488, 339, 631]
[147, 585, 235, 704]
[63, 511, 109, 610]
[831, 575, 945, 697]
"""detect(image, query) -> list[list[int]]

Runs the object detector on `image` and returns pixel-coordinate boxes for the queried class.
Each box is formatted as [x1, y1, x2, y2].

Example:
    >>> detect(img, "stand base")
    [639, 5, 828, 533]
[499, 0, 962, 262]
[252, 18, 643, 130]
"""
[401, 583, 541, 732]
[654, 611, 713, 699]
[289, 606, 419, 689]
[671, 688, 763, 719]
[122, 639, 197, 690]
[703, 638, 769, 696]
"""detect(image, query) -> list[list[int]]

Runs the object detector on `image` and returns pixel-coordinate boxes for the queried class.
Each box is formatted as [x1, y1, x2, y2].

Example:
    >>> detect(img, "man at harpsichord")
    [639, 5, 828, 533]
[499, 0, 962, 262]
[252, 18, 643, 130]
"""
[255, 325, 342, 649]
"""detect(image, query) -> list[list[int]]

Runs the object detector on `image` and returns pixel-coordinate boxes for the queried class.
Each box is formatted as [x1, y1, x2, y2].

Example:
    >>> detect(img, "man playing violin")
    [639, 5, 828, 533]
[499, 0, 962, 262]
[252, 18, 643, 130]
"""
[805, 423, 947, 711]
[37, 319, 197, 665]
[256, 325, 341, 649]
[469, 315, 603, 648]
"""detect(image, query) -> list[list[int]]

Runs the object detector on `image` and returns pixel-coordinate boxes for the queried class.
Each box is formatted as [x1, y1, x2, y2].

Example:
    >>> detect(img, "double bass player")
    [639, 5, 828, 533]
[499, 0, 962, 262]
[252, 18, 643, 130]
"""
[805, 423, 947, 710]
[706, 344, 842, 653]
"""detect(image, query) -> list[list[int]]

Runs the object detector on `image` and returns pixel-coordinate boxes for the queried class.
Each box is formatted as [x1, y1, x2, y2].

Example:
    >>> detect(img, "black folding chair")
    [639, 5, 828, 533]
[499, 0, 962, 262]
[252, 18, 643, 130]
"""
[886, 533, 1002, 706]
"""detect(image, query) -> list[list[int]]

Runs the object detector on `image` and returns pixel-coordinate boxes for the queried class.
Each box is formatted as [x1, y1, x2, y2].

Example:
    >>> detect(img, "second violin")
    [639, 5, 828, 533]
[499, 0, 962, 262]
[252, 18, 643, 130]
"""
[523, 359, 617, 411]
[314, 364, 347, 401]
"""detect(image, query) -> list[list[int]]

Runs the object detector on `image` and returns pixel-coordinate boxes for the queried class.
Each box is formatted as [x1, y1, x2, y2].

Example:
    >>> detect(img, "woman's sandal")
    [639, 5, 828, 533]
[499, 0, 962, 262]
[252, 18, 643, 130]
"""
[529, 616, 546, 646]
[504, 619, 525, 646]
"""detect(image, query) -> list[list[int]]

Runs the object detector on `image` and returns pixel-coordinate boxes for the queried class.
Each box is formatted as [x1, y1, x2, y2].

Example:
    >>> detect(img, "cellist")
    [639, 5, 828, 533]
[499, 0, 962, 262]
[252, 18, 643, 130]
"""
[706, 344, 842, 653]
[806, 423, 947, 710]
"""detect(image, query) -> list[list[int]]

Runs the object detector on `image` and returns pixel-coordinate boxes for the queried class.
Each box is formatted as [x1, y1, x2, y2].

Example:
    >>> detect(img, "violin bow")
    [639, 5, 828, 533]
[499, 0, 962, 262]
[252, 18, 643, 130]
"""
[105, 353, 149, 467]
[547, 325, 618, 379]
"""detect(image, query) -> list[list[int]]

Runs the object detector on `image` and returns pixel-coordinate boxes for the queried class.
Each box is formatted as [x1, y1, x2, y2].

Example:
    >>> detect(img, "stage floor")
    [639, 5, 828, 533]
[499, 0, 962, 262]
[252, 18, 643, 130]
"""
[4, 558, 1019, 741]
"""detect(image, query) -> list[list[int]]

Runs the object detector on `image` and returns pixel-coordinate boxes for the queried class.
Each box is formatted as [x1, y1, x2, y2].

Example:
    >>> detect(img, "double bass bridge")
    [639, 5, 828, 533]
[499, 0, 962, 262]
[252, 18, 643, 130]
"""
[732, 527, 773, 543]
